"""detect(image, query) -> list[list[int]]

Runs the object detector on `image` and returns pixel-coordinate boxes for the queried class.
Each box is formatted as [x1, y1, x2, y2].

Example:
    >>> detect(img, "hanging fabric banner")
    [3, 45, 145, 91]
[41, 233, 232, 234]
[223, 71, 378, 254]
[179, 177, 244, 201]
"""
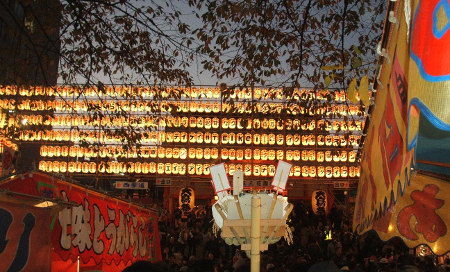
[353, 0, 450, 255]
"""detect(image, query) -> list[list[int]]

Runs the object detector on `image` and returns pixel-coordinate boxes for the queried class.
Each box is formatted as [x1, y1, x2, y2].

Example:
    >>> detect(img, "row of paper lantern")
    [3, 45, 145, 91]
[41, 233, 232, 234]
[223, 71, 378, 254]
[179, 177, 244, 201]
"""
[0, 86, 349, 102]
[27, 128, 360, 146]
[3, 98, 363, 117]
[40, 145, 358, 162]
[38, 160, 360, 178]
[8, 113, 363, 132]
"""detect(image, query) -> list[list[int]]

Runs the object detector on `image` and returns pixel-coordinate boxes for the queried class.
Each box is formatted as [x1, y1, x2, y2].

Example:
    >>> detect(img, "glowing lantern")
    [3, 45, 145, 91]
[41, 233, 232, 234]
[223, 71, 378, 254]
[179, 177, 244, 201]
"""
[221, 149, 229, 160]
[276, 150, 284, 160]
[326, 166, 333, 178]
[293, 150, 300, 161]
[253, 165, 261, 176]
[229, 118, 236, 129]
[221, 133, 228, 144]
[312, 190, 328, 215]
[189, 117, 197, 128]
[204, 132, 212, 144]
[236, 149, 244, 160]
[244, 149, 252, 160]
[204, 148, 211, 160]
[253, 119, 261, 129]
[228, 164, 236, 175]
[268, 150, 276, 160]
[165, 148, 173, 159]
[308, 150, 316, 161]
[260, 134, 268, 145]
[317, 151, 325, 162]
[341, 166, 348, 177]
[261, 149, 268, 160]
[253, 149, 261, 160]
[196, 132, 204, 144]
[269, 134, 276, 145]
[228, 133, 236, 144]
[40, 145, 48, 157]
[212, 133, 219, 144]
[286, 135, 293, 146]
[188, 163, 196, 175]
[158, 148, 165, 158]
[196, 148, 203, 159]
[302, 166, 309, 177]
[276, 135, 284, 145]
[269, 119, 276, 129]
[325, 135, 333, 146]
[244, 133, 252, 145]
[203, 164, 210, 175]
[212, 117, 220, 128]
[221, 118, 229, 129]
[39, 161, 47, 171]
[149, 162, 157, 173]
[211, 148, 219, 159]
[244, 164, 252, 176]
[236, 133, 244, 144]
[188, 148, 196, 159]
[333, 166, 340, 178]
[333, 152, 340, 162]
[229, 149, 236, 160]
[349, 151, 357, 162]
[301, 150, 308, 161]
[150, 147, 157, 158]
[179, 164, 186, 175]
[82, 162, 89, 173]
[309, 166, 316, 177]
[260, 165, 268, 176]
[253, 134, 261, 145]
[317, 135, 325, 146]
[325, 151, 332, 162]
[157, 163, 165, 174]
[205, 118, 212, 129]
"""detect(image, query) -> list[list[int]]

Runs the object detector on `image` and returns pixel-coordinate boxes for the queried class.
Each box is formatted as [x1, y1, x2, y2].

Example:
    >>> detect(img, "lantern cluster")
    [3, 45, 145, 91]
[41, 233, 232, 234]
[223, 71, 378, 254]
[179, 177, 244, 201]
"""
[39, 160, 360, 178]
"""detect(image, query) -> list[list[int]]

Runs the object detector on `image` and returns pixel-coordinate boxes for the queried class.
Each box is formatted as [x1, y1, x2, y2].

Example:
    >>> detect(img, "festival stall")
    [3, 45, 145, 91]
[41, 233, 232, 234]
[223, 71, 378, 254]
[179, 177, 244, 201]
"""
[0, 171, 161, 271]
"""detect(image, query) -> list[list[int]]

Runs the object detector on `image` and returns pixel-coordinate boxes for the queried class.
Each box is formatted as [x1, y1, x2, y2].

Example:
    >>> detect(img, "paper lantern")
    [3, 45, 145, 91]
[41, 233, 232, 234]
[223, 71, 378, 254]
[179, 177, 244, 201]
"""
[349, 151, 357, 162]
[157, 163, 164, 174]
[196, 148, 203, 159]
[269, 134, 276, 145]
[276, 150, 284, 160]
[212, 133, 219, 144]
[229, 149, 236, 160]
[165, 148, 173, 159]
[179, 164, 186, 175]
[188, 148, 196, 159]
[221, 118, 229, 129]
[203, 164, 210, 175]
[261, 149, 268, 160]
[317, 166, 325, 177]
[260, 165, 268, 176]
[221, 133, 228, 144]
[40, 145, 48, 157]
[39, 161, 47, 171]
[253, 134, 261, 145]
[312, 190, 328, 215]
[204, 148, 211, 159]
[260, 134, 268, 145]
[268, 150, 276, 160]
[244, 164, 252, 176]
[188, 163, 196, 175]
[253, 149, 261, 160]
[221, 149, 228, 160]
[228, 164, 236, 175]
[276, 134, 284, 145]
[236, 133, 244, 144]
[253, 165, 261, 176]
[196, 132, 204, 144]
[302, 166, 309, 177]
[211, 148, 219, 159]
[301, 150, 308, 161]
[325, 151, 332, 162]
[326, 166, 333, 178]
[244, 149, 252, 160]
[212, 117, 220, 128]
[286, 134, 293, 146]
[158, 148, 165, 158]
[308, 150, 316, 161]
[149, 162, 157, 173]
[236, 149, 244, 160]
[317, 151, 324, 162]
[317, 135, 325, 146]
[293, 150, 301, 161]
[253, 119, 261, 129]
[333, 166, 340, 178]
[309, 166, 316, 177]
[229, 118, 236, 129]
[245, 133, 252, 145]
[341, 166, 348, 177]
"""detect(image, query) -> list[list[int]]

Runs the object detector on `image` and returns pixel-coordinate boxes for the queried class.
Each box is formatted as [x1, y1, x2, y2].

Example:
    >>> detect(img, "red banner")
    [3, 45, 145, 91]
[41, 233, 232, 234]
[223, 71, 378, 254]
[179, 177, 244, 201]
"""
[0, 172, 161, 268]
[0, 199, 52, 272]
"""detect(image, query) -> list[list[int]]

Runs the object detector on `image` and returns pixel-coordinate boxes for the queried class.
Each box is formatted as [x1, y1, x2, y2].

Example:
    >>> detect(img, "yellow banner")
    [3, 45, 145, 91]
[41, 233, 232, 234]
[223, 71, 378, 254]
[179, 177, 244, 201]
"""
[353, 0, 450, 255]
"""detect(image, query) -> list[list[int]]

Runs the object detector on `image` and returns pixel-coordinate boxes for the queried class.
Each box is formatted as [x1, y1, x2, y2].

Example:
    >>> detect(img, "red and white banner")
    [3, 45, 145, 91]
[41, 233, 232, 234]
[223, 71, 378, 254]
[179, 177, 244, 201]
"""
[0, 172, 161, 269]
[0, 200, 52, 272]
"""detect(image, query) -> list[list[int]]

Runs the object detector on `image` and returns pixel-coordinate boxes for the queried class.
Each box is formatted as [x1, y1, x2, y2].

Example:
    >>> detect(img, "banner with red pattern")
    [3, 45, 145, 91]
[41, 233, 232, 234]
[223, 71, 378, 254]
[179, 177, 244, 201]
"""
[0, 199, 52, 272]
[0, 172, 161, 268]
[353, 0, 450, 255]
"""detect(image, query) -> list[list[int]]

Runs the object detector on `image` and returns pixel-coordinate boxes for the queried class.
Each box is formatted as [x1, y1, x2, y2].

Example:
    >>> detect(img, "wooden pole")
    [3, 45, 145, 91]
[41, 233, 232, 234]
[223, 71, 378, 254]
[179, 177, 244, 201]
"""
[251, 194, 261, 272]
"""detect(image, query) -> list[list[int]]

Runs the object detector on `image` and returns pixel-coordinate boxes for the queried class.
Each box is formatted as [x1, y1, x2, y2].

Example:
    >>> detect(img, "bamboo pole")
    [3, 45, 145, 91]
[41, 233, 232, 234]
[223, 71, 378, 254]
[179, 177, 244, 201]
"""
[251, 194, 261, 272]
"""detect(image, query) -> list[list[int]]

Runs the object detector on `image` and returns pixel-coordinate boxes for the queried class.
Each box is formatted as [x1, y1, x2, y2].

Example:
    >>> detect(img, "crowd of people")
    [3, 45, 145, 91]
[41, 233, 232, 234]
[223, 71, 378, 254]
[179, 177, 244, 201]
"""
[126, 201, 449, 272]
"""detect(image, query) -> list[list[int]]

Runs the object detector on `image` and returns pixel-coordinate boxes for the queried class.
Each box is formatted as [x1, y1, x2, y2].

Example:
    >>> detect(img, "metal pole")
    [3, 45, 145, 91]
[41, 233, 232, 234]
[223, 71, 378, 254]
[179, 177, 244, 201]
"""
[251, 194, 261, 272]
